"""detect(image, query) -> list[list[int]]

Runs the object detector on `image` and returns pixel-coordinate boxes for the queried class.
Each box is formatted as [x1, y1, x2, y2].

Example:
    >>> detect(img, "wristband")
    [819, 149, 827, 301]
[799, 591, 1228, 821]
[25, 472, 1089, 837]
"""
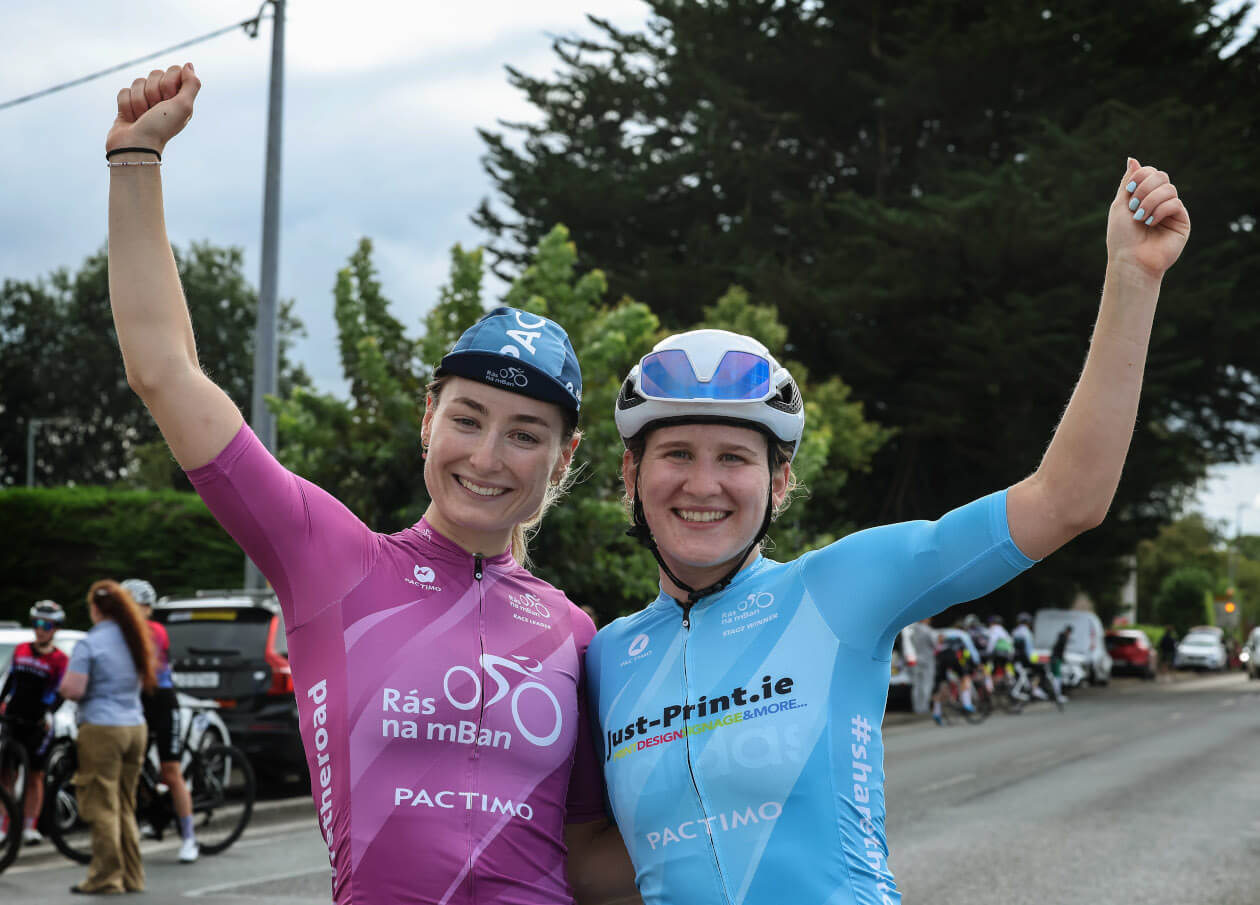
[105, 147, 161, 161]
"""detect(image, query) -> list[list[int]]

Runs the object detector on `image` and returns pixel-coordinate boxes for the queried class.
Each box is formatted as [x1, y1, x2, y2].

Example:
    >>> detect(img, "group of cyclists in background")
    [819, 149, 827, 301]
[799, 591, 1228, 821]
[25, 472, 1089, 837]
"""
[905, 613, 1074, 726]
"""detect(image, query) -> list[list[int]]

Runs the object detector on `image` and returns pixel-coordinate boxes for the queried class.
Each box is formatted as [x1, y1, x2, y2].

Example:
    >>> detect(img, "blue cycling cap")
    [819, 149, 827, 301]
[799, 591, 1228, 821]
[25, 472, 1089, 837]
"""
[435, 306, 582, 415]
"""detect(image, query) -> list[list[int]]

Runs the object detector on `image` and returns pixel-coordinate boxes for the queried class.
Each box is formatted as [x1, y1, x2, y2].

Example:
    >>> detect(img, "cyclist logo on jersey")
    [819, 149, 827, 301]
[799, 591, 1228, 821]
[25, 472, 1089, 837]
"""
[445, 654, 562, 747]
[628, 634, 650, 657]
[508, 592, 552, 630]
[720, 592, 777, 632]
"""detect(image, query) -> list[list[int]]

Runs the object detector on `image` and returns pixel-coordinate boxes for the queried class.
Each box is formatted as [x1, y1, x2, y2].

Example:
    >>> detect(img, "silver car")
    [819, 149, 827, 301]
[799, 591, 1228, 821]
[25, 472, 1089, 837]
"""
[1173, 630, 1227, 671]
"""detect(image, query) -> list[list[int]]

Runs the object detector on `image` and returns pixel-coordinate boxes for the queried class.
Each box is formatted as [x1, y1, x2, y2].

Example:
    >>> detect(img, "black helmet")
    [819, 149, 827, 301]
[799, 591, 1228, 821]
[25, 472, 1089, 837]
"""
[1016, 612, 1032, 625]
[30, 600, 65, 625]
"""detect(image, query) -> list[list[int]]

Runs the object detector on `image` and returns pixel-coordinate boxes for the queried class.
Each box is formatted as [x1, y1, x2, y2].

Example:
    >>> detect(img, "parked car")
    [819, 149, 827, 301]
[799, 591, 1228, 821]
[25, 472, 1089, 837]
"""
[888, 627, 914, 708]
[1173, 629, 1228, 671]
[152, 590, 304, 782]
[1243, 627, 1260, 679]
[1104, 629, 1157, 679]
[1033, 609, 1112, 686]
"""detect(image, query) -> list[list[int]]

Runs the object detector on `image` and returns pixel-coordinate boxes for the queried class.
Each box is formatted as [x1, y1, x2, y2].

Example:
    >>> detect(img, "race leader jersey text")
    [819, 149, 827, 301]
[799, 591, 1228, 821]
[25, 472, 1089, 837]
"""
[188, 424, 603, 905]
[587, 491, 1035, 905]
[1, 642, 68, 723]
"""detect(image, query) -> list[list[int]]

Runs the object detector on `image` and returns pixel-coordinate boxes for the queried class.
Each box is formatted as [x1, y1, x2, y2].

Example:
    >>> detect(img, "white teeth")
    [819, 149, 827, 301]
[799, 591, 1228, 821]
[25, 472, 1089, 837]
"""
[677, 510, 728, 523]
[457, 476, 507, 497]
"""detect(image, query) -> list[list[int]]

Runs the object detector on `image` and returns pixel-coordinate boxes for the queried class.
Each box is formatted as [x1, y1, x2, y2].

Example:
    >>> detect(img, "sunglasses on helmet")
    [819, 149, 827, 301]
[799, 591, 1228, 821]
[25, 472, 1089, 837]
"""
[637, 349, 773, 402]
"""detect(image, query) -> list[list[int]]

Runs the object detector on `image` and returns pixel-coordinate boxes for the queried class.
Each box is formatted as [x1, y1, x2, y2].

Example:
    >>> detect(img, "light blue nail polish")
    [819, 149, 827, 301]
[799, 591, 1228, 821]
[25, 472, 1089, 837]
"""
[1133, 208, 1145, 220]
[1126, 181, 1137, 193]
[1145, 215, 1154, 226]
[1128, 197, 1140, 211]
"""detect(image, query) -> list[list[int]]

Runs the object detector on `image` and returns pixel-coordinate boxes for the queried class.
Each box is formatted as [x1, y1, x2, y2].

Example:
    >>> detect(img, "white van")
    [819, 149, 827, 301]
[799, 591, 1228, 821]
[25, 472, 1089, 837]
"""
[1033, 609, 1112, 686]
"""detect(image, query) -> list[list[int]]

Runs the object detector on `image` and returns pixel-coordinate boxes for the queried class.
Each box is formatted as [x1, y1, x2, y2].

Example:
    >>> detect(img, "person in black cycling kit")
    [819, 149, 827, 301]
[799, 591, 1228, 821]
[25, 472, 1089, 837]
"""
[1050, 624, 1073, 700]
[122, 579, 199, 863]
[0, 601, 70, 845]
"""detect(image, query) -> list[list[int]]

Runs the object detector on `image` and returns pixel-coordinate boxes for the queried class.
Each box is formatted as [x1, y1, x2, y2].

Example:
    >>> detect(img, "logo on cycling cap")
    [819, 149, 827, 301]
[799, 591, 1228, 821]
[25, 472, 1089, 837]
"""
[485, 366, 529, 390]
[628, 634, 650, 657]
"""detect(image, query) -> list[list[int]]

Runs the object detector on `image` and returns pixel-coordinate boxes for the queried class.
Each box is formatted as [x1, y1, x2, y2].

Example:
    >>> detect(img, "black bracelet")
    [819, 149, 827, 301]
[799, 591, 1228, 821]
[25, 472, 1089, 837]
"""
[105, 147, 161, 161]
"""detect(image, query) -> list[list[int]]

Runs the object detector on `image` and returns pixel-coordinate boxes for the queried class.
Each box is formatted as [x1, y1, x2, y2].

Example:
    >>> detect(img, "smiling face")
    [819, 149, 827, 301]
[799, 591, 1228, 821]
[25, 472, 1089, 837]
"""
[625, 422, 790, 596]
[421, 376, 576, 556]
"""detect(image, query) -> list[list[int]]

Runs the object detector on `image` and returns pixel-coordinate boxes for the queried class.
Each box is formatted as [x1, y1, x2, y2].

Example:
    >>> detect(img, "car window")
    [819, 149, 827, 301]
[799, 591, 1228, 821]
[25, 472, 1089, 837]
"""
[1105, 636, 1135, 649]
[161, 609, 273, 659]
[1182, 632, 1219, 645]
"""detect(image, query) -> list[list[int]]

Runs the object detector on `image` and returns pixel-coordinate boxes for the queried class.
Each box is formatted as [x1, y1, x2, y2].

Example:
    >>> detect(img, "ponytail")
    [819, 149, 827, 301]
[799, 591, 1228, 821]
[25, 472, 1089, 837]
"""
[87, 579, 157, 693]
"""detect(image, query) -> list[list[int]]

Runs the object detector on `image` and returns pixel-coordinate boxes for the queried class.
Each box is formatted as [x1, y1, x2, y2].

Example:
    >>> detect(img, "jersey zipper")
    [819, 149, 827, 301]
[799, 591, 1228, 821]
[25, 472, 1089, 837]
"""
[680, 605, 734, 905]
[467, 552, 487, 903]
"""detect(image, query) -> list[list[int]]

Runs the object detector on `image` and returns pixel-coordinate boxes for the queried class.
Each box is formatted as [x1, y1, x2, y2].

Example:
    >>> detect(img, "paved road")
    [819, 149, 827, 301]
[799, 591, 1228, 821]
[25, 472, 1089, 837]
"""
[3, 672, 1255, 903]
[887, 672, 1260, 904]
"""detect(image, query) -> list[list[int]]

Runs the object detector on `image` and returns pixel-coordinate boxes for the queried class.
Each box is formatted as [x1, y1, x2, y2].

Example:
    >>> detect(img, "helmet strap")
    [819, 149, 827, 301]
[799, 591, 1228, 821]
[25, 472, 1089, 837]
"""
[625, 459, 774, 607]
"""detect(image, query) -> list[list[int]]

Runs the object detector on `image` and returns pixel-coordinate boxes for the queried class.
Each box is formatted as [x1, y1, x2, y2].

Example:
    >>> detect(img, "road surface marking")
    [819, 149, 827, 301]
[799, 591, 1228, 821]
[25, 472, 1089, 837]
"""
[918, 772, 976, 793]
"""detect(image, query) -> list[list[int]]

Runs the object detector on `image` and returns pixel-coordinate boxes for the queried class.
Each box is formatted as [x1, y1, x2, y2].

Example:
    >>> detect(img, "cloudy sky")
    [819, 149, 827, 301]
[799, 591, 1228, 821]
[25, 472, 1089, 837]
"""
[3, 1, 1258, 532]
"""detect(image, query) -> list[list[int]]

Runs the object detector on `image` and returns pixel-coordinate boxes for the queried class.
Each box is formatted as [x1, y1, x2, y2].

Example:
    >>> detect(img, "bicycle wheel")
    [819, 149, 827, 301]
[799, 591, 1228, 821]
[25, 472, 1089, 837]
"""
[45, 754, 91, 865]
[0, 730, 31, 808]
[0, 784, 20, 874]
[185, 743, 255, 854]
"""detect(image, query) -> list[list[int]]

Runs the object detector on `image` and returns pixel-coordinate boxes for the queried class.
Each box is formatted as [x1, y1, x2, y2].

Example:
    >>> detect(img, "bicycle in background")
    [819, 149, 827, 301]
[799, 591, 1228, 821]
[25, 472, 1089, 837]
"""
[45, 702, 255, 863]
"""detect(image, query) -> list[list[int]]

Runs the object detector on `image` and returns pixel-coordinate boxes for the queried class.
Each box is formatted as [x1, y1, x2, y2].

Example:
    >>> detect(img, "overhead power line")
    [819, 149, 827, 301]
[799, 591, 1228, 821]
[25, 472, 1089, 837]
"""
[0, 11, 269, 113]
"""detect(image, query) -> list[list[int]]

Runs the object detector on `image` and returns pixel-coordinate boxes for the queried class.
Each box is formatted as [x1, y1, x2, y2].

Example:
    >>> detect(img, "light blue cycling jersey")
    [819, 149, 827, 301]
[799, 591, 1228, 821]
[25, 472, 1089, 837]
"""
[586, 491, 1035, 905]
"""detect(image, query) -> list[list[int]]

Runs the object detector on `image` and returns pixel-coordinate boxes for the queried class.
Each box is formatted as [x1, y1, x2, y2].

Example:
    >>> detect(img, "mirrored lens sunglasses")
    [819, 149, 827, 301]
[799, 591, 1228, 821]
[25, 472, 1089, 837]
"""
[32, 619, 57, 631]
[637, 349, 773, 402]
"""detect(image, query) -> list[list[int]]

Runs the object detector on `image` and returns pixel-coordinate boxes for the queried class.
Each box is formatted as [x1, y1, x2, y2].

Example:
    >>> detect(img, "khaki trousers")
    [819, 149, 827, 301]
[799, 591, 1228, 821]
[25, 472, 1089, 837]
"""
[75, 722, 147, 893]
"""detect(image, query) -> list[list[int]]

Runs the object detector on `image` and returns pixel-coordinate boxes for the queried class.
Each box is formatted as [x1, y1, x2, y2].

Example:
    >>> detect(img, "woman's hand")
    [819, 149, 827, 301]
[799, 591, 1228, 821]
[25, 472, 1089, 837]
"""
[1105, 157, 1191, 279]
[105, 63, 201, 156]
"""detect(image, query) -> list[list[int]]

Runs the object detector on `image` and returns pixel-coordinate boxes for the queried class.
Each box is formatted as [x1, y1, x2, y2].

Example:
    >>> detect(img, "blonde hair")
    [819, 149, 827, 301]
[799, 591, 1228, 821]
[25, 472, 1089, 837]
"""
[425, 377, 581, 568]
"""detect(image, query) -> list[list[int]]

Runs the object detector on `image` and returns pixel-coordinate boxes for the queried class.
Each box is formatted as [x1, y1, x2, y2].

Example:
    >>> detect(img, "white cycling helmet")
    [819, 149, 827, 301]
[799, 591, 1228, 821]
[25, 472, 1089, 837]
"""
[616, 329, 806, 603]
[30, 600, 65, 625]
[615, 329, 805, 460]
[120, 578, 157, 607]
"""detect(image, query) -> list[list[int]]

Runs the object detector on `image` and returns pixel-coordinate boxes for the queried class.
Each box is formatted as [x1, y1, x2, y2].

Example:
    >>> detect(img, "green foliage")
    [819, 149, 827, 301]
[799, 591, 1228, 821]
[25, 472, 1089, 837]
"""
[271, 239, 427, 530]
[272, 226, 888, 621]
[1155, 567, 1214, 635]
[0, 243, 308, 490]
[474, 0, 1260, 615]
[1136, 514, 1225, 614]
[0, 487, 243, 628]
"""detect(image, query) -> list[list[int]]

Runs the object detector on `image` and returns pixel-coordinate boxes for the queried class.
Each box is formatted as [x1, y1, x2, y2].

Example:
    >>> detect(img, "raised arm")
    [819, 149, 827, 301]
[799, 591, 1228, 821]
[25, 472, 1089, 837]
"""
[1008, 158, 1191, 560]
[108, 63, 243, 468]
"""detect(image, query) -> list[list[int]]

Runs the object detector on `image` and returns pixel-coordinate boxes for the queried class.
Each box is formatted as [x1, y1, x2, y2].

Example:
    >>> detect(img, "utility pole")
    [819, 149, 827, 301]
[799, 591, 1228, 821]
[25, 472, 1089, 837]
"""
[246, 0, 285, 591]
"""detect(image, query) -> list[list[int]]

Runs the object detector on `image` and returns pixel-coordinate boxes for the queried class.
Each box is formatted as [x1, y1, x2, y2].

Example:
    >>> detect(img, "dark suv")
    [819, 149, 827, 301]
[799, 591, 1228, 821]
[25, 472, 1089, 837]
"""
[153, 591, 306, 783]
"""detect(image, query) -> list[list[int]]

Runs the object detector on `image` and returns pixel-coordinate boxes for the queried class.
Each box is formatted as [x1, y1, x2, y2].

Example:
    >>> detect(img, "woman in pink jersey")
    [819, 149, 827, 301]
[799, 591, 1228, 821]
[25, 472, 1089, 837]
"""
[105, 64, 636, 905]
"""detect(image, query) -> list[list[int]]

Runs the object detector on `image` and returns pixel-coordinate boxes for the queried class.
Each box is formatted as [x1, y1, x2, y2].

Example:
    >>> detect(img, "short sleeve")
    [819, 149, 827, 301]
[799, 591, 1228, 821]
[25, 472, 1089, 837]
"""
[801, 490, 1036, 657]
[186, 422, 380, 628]
[67, 635, 93, 676]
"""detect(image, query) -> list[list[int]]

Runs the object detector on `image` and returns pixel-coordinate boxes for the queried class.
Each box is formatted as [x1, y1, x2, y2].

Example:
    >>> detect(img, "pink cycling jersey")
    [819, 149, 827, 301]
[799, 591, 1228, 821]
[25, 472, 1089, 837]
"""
[187, 424, 602, 905]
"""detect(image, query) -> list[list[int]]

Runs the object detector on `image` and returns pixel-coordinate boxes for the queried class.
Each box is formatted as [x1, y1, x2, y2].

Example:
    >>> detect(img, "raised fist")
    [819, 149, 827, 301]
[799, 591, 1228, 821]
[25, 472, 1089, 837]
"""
[106, 63, 201, 156]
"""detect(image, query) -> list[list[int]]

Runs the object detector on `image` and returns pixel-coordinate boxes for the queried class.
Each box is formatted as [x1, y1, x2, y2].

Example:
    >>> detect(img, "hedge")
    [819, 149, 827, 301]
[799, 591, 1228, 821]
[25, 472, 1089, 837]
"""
[0, 487, 245, 630]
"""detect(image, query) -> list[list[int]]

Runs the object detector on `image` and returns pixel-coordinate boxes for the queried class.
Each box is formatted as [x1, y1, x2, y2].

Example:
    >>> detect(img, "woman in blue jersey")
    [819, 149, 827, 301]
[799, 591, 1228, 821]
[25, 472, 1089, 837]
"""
[586, 159, 1189, 905]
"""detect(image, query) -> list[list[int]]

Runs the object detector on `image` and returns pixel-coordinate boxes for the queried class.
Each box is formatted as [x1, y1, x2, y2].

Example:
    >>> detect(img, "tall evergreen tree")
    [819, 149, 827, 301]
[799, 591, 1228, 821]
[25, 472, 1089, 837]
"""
[474, 0, 1260, 614]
